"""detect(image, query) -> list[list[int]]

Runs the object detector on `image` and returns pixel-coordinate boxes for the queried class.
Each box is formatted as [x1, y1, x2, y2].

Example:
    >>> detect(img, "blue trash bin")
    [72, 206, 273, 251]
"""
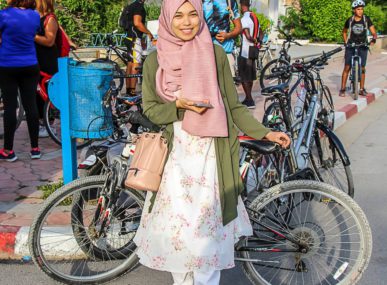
[67, 60, 114, 139]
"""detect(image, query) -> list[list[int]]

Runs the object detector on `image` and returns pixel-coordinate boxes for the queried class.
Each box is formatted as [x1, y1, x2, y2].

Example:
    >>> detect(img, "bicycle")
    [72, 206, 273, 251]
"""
[259, 48, 354, 197]
[260, 28, 302, 89]
[346, 42, 369, 100]
[29, 135, 372, 284]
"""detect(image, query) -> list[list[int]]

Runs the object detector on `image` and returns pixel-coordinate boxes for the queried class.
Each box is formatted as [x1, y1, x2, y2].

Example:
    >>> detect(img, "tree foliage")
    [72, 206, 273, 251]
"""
[279, 0, 386, 42]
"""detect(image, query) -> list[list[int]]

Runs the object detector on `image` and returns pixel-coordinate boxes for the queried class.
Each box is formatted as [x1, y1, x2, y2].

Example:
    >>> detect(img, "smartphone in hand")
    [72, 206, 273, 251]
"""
[192, 101, 214, 108]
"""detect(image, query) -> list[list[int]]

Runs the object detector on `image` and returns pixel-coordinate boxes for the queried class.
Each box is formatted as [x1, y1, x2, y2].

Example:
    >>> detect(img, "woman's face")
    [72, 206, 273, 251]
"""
[171, 1, 200, 41]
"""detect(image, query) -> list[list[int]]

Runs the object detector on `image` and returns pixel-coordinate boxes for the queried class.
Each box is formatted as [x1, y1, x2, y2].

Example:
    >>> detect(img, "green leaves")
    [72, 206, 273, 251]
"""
[279, 0, 386, 42]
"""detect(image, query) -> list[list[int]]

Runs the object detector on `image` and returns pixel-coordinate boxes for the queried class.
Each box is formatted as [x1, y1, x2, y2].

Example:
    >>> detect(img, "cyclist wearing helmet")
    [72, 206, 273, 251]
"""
[339, 0, 377, 97]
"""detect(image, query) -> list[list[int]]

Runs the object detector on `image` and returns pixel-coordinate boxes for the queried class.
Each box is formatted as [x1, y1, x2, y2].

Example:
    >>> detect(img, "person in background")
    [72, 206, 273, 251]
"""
[238, 0, 258, 109]
[34, 0, 59, 138]
[339, 0, 377, 97]
[133, 1, 290, 284]
[203, 0, 242, 79]
[123, 0, 156, 96]
[0, 0, 41, 161]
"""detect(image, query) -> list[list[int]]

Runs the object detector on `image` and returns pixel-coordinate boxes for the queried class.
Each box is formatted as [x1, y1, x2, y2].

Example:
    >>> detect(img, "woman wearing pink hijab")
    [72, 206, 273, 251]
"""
[133, 1, 290, 284]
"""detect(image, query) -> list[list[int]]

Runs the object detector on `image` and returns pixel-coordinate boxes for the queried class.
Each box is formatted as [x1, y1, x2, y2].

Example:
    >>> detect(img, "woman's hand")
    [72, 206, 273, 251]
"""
[264, 131, 291, 149]
[176, 98, 208, 114]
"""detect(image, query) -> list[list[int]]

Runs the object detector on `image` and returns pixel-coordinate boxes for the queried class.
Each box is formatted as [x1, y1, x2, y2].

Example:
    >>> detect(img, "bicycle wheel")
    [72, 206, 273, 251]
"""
[310, 126, 354, 197]
[262, 102, 288, 132]
[260, 59, 291, 89]
[28, 175, 142, 284]
[319, 85, 335, 130]
[43, 100, 90, 149]
[353, 63, 359, 100]
[241, 180, 372, 285]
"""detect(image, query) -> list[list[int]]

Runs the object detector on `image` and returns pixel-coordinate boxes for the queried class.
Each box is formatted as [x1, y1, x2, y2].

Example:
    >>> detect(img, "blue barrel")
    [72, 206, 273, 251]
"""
[68, 60, 114, 139]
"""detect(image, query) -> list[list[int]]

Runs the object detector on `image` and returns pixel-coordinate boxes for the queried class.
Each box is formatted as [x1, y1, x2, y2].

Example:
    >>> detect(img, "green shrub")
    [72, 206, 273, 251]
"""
[364, 4, 386, 33]
[279, 8, 310, 39]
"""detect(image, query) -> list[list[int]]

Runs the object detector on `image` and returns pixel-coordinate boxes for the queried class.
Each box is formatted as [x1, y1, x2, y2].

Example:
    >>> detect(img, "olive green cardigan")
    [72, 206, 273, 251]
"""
[142, 44, 270, 225]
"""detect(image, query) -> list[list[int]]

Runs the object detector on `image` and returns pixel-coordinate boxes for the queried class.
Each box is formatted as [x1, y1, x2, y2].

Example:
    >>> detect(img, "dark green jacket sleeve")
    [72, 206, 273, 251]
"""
[218, 47, 270, 139]
[141, 52, 181, 125]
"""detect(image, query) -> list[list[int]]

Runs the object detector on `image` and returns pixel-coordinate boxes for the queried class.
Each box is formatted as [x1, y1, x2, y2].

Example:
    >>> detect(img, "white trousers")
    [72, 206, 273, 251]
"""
[172, 270, 221, 285]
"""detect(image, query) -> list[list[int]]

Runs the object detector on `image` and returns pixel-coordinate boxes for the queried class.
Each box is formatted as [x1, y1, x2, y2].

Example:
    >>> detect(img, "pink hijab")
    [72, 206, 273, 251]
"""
[156, 0, 228, 137]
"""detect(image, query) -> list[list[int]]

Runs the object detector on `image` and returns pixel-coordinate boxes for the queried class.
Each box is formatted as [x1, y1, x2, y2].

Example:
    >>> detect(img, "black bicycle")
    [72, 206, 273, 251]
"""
[346, 42, 369, 100]
[259, 28, 302, 89]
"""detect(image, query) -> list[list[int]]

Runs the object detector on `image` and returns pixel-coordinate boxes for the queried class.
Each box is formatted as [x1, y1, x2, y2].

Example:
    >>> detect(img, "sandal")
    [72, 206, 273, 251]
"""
[339, 89, 346, 97]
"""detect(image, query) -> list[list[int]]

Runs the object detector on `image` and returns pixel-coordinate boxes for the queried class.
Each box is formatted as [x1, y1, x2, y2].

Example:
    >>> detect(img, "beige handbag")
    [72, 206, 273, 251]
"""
[124, 132, 168, 192]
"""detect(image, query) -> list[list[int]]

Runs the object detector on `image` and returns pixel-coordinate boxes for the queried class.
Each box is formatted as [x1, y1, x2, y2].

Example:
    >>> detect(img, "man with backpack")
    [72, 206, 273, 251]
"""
[339, 0, 377, 97]
[238, 0, 260, 108]
[120, 0, 155, 96]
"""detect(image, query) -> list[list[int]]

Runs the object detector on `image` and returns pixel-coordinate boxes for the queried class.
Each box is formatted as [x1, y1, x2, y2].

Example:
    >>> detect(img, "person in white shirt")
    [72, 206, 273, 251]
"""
[238, 0, 258, 109]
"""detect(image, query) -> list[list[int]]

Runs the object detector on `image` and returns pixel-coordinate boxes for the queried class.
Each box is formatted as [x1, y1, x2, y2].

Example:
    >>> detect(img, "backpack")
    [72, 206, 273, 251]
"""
[119, 3, 134, 31]
[44, 14, 71, 57]
[249, 12, 264, 45]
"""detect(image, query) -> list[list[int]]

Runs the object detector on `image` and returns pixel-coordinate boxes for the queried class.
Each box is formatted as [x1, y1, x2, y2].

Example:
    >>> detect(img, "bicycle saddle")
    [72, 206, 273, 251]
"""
[239, 137, 279, 155]
[261, 82, 289, 95]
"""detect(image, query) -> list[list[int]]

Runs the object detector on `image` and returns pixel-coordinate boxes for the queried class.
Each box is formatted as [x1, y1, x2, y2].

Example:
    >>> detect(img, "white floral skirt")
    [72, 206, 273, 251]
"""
[133, 121, 252, 273]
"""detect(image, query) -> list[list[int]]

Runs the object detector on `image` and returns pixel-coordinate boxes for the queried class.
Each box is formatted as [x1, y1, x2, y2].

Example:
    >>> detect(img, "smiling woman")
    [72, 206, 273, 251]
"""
[133, 0, 290, 284]
[171, 2, 200, 41]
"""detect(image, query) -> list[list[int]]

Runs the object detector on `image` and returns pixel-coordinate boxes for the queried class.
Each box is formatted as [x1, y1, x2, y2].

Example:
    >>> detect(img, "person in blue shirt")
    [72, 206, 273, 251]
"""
[203, 0, 242, 78]
[0, 0, 41, 162]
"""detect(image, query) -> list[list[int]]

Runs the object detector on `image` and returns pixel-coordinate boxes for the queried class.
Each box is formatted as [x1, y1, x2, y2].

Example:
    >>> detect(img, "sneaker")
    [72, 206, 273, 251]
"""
[39, 125, 49, 138]
[30, 147, 41, 159]
[242, 99, 256, 109]
[339, 89, 346, 97]
[359, 89, 368, 96]
[0, 148, 18, 162]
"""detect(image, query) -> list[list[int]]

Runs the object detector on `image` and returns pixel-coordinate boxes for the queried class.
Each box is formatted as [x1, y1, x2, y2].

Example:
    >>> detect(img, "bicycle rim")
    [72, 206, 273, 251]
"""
[29, 176, 142, 284]
[319, 85, 335, 130]
[241, 180, 372, 285]
[310, 127, 354, 197]
[260, 59, 291, 89]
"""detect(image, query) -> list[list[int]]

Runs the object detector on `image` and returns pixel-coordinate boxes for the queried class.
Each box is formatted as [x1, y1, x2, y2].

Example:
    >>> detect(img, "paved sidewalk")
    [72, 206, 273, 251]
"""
[0, 49, 386, 259]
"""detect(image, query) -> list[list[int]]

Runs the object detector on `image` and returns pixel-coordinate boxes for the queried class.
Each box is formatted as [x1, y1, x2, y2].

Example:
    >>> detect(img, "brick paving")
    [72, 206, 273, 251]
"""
[0, 49, 386, 228]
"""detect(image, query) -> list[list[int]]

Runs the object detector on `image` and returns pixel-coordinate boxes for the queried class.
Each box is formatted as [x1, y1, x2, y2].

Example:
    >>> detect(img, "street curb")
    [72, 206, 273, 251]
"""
[333, 88, 386, 130]
[0, 89, 386, 260]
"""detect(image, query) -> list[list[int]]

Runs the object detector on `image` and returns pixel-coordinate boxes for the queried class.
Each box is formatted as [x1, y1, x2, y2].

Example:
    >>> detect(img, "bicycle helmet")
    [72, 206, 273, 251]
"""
[352, 0, 365, 9]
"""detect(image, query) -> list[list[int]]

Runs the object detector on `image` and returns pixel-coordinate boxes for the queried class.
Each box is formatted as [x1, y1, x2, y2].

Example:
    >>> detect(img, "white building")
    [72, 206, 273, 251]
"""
[252, 0, 294, 38]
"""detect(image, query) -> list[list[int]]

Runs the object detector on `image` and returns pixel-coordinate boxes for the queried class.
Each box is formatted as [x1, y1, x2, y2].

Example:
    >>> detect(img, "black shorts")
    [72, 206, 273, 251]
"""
[237, 56, 257, 82]
[344, 46, 368, 67]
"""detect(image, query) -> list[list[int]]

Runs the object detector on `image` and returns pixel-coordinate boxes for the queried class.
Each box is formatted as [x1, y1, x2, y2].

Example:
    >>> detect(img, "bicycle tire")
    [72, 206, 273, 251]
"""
[260, 59, 291, 89]
[319, 85, 335, 130]
[262, 102, 288, 132]
[43, 100, 91, 149]
[241, 180, 372, 285]
[28, 175, 141, 284]
[310, 126, 354, 197]
[353, 63, 359, 100]
[71, 178, 143, 261]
